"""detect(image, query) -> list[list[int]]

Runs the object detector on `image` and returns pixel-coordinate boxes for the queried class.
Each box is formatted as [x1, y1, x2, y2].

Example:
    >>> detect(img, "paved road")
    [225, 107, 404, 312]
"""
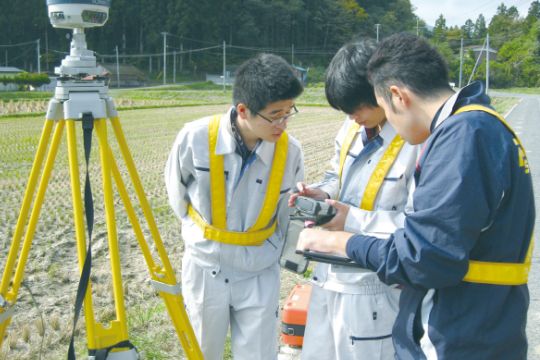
[499, 92, 540, 359]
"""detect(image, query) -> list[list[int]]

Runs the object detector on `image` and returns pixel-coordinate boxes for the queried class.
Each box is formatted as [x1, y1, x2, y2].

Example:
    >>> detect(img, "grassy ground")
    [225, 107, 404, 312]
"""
[0, 83, 525, 358]
[0, 104, 341, 359]
[490, 96, 522, 115]
[494, 87, 540, 95]
[0, 82, 522, 117]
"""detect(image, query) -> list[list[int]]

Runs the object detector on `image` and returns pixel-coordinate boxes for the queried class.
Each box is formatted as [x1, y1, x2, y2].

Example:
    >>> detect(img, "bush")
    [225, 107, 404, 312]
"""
[0, 72, 51, 89]
[306, 66, 327, 84]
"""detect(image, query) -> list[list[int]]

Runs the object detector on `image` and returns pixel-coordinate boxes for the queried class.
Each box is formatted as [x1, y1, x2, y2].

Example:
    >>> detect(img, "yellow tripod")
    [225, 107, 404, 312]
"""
[0, 30, 203, 360]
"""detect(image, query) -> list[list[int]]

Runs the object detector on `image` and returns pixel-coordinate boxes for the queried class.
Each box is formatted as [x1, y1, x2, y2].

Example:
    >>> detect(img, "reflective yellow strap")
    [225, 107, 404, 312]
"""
[463, 236, 534, 285]
[249, 133, 288, 231]
[338, 122, 360, 185]
[187, 205, 276, 246]
[454, 105, 534, 285]
[360, 135, 405, 210]
[454, 104, 529, 173]
[208, 115, 227, 228]
[189, 115, 288, 246]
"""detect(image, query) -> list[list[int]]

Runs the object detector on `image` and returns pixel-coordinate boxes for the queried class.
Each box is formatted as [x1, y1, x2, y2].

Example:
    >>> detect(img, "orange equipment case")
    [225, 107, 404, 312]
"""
[281, 283, 312, 347]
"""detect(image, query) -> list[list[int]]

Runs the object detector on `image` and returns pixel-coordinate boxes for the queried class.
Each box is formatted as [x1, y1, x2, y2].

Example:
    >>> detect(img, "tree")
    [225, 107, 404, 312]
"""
[493, 21, 540, 87]
[474, 14, 487, 38]
[489, 4, 523, 48]
[525, 0, 540, 29]
[433, 14, 447, 43]
[461, 19, 475, 39]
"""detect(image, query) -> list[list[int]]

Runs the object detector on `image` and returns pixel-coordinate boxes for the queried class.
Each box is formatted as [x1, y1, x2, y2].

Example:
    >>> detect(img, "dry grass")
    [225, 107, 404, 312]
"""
[0, 104, 341, 359]
[1, 93, 521, 358]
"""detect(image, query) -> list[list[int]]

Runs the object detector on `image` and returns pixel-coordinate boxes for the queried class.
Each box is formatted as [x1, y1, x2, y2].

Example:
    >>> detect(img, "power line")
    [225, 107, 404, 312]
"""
[165, 32, 220, 46]
[96, 45, 222, 59]
[4, 46, 35, 64]
[0, 40, 38, 48]
[470, 0, 500, 14]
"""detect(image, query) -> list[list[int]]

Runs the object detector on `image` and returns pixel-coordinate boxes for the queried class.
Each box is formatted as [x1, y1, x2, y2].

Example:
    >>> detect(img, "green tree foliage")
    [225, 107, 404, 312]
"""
[526, 0, 540, 26]
[1, 73, 51, 89]
[1, 0, 418, 74]
[433, 15, 448, 43]
[475, 14, 488, 38]
[421, 3, 540, 89]
[461, 19, 475, 39]
[4, 1, 540, 88]
[489, 4, 521, 48]
[492, 22, 540, 87]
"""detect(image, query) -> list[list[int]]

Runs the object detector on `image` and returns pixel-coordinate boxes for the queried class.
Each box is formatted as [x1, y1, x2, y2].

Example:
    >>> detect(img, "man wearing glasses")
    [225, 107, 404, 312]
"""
[165, 53, 304, 360]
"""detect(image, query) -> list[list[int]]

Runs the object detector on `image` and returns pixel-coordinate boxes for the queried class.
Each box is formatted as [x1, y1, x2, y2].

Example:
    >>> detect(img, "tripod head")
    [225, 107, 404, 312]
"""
[45, 0, 113, 122]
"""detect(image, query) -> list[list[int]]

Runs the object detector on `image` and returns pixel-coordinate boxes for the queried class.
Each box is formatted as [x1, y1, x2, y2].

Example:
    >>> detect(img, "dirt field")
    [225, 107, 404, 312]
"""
[0, 104, 342, 359]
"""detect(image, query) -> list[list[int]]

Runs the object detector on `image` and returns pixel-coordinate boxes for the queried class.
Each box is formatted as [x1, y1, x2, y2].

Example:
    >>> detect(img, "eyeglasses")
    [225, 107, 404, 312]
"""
[255, 105, 299, 125]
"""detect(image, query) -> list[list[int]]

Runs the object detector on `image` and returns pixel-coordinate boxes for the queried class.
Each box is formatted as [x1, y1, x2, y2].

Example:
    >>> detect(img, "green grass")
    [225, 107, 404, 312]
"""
[0, 81, 521, 118]
[0, 85, 526, 358]
[0, 82, 330, 117]
[0, 105, 342, 359]
[141, 81, 231, 91]
[491, 96, 521, 115]
[493, 87, 540, 95]
[0, 91, 52, 101]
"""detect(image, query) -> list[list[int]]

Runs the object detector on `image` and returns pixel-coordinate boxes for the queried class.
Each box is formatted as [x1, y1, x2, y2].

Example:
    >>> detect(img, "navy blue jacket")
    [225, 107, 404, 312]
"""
[346, 82, 535, 359]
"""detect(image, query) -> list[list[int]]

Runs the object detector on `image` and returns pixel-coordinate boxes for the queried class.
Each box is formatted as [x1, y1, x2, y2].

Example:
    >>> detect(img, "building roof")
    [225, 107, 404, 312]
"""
[466, 45, 497, 54]
[99, 63, 146, 80]
[292, 65, 307, 72]
[0, 66, 24, 74]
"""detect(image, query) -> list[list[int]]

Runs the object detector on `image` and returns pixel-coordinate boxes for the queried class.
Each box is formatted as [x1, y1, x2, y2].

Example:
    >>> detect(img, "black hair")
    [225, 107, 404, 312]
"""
[233, 53, 303, 113]
[367, 33, 451, 104]
[325, 39, 378, 114]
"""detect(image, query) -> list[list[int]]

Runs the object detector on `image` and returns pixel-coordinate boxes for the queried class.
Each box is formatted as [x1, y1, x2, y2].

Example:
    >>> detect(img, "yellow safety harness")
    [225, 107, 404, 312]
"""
[188, 115, 288, 246]
[338, 122, 405, 210]
[453, 105, 534, 285]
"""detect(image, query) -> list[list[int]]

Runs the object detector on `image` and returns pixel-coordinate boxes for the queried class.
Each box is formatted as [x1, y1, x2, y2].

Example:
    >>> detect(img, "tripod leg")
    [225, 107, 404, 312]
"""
[92, 119, 132, 352]
[105, 140, 203, 359]
[109, 115, 203, 359]
[65, 120, 100, 350]
[109, 117, 176, 275]
[0, 119, 64, 346]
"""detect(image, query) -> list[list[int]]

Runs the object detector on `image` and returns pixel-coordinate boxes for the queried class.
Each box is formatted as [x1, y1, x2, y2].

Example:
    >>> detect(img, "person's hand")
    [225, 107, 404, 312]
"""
[321, 199, 349, 231]
[288, 182, 329, 207]
[296, 228, 351, 257]
[296, 228, 333, 253]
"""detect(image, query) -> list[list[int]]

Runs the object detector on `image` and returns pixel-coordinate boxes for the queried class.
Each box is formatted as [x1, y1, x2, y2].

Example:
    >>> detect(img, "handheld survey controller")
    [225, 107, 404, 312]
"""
[280, 196, 359, 273]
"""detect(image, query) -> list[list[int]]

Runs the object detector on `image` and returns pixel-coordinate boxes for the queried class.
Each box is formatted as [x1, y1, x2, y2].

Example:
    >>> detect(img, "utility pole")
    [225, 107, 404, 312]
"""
[376, 24, 381, 42]
[45, 30, 49, 71]
[291, 43, 295, 65]
[416, 18, 419, 36]
[173, 50, 176, 84]
[222, 41, 226, 92]
[36, 39, 41, 73]
[459, 37, 464, 88]
[468, 39, 486, 86]
[122, 32, 126, 64]
[180, 43, 183, 72]
[161, 32, 167, 85]
[115, 45, 120, 88]
[486, 32, 490, 93]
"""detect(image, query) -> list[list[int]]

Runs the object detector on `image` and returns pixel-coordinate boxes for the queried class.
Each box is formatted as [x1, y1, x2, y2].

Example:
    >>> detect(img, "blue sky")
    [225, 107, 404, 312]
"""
[410, 0, 534, 27]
